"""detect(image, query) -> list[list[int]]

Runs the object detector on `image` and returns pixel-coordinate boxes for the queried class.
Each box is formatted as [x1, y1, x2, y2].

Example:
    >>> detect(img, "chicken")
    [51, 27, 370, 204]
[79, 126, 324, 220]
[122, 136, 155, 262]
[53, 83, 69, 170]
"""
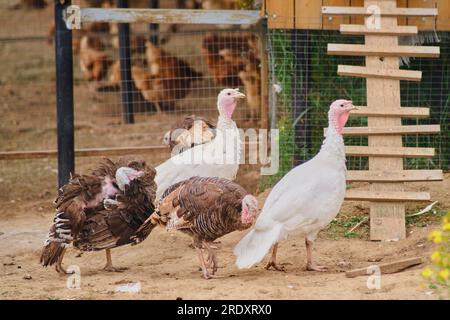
[154, 88, 245, 199]
[47, 22, 109, 54]
[234, 100, 357, 272]
[40, 158, 157, 273]
[134, 176, 258, 279]
[79, 35, 110, 81]
[238, 64, 261, 121]
[145, 41, 202, 102]
[201, 33, 260, 87]
[109, 23, 147, 55]
[163, 115, 216, 155]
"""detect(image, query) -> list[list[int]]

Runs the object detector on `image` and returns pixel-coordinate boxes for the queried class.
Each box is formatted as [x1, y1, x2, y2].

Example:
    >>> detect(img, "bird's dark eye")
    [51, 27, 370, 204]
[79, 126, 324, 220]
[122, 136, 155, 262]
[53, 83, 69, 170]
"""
[227, 92, 231, 95]
[112, 182, 119, 189]
[340, 104, 344, 107]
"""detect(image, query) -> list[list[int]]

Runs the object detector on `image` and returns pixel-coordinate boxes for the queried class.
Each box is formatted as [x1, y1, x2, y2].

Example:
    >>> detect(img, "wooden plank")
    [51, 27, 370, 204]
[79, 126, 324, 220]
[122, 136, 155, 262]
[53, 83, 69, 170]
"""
[321, 6, 438, 16]
[340, 24, 418, 35]
[78, 8, 262, 25]
[437, 0, 450, 31]
[264, 0, 295, 29]
[295, 0, 322, 29]
[345, 146, 435, 158]
[345, 257, 424, 278]
[328, 43, 439, 58]
[407, 0, 436, 31]
[345, 190, 431, 202]
[0, 146, 170, 160]
[338, 65, 422, 81]
[322, 0, 350, 30]
[347, 170, 443, 182]
[349, 107, 429, 118]
[341, 124, 440, 135]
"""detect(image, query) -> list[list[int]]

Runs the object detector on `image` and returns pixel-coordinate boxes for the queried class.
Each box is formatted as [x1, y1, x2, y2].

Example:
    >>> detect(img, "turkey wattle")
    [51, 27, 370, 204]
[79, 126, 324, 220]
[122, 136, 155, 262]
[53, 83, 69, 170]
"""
[234, 100, 357, 272]
[154, 88, 245, 199]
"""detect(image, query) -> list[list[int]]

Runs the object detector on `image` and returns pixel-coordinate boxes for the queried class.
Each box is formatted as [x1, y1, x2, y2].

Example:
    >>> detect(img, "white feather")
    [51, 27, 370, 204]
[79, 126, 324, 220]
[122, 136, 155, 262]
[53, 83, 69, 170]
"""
[155, 115, 241, 199]
[234, 114, 347, 269]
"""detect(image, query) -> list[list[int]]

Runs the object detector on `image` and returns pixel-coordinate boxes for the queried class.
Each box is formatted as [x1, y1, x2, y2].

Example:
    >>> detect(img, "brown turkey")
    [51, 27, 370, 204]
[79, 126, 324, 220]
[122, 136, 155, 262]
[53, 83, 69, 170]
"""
[163, 115, 216, 155]
[40, 157, 157, 273]
[133, 176, 258, 279]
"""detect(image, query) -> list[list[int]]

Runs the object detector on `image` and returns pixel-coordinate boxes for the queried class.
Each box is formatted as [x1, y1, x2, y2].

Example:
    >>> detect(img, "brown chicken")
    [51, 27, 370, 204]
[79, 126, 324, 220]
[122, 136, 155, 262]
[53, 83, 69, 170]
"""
[40, 157, 157, 273]
[79, 35, 110, 81]
[163, 115, 216, 154]
[201, 32, 260, 87]
[134, 176, 258, 279]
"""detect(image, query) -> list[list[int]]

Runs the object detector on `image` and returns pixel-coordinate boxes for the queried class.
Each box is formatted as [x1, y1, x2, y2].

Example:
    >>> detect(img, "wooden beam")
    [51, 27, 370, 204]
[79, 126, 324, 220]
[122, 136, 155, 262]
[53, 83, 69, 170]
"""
[321, 6, 438, 17]
[349, 107, 430, 118]
[0, 146, 170, 160]
[341, 124, 440, 135]
[345, 146, 435, 158]
[345, 190, 431, 202]
[340, 24, 418, 35]
[328, 44, 440, 58]
[78, 8, 262, 25]
[338, 65, 422, 81]
[345, 257, 424, 278]
[347, 170, 443, 182]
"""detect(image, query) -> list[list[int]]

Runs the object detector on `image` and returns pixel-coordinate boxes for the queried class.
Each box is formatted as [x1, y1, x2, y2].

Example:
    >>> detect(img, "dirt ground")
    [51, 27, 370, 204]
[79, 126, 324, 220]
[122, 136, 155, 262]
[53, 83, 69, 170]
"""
[0, 2, 449, 300]
[0, 174, 449, 300]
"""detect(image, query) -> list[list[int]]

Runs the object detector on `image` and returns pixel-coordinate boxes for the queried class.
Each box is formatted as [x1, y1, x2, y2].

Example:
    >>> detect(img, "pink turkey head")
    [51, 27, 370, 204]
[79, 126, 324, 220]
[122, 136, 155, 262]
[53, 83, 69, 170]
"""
[328, 99, 357, 134]
[217, 88, 246, 119]
[241, 195, 258, 225]
[115, 167, 144, 191]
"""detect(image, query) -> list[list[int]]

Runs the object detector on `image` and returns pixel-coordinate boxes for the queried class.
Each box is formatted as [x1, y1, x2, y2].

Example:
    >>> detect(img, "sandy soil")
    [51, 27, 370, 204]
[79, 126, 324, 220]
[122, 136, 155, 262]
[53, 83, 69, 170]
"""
[1, 174, 449, 300]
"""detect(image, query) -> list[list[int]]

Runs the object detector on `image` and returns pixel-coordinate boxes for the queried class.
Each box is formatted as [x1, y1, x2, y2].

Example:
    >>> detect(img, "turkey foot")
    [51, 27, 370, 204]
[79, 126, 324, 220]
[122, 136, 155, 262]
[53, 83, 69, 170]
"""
[305, 238, 326, 272]
[203, 242, 218, 274]
[103, 249, 127, 272]
[55, 249, 74, 275]
[265, 261, 286, 272]
[306, 263, 328, 272]
[265, 243, 285, 272]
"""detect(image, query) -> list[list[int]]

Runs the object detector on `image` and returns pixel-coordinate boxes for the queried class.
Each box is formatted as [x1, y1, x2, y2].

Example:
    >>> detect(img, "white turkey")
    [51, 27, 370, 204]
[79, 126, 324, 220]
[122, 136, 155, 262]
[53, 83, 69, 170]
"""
[234, 99, 356, 271]
[133, 176, 258, 279]
[155, 88, 245, 199]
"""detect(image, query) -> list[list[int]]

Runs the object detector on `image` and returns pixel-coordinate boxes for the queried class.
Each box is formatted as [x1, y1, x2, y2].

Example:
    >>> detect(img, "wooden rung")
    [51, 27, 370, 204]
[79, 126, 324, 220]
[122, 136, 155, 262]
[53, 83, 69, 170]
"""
[321, 6, 438, 17]
[349, 107, 429, 118]
[347, 170, 443, 182]
[345, 146, 435, 158]
[338, 65, 422, 81]
[345, 190, 431, 202]
[340, 24, 418, 36]
[342, 125, 440, 135]
[328, 44, 440, 58]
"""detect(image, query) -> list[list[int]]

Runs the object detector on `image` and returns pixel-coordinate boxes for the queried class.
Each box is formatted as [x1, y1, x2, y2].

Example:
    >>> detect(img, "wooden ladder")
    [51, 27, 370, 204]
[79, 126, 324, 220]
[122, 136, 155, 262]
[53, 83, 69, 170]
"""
[322, 0, 443, 240]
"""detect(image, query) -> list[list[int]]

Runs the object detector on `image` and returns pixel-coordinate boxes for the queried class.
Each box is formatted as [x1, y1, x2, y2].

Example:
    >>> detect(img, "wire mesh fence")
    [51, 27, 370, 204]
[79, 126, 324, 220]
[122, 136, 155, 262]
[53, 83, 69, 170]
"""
[0, 2, 449, 205]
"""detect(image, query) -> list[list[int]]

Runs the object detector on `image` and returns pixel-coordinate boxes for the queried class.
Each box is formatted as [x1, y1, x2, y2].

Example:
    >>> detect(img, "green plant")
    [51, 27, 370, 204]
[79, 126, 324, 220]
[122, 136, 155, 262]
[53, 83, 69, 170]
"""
[421, 211, 450, 297]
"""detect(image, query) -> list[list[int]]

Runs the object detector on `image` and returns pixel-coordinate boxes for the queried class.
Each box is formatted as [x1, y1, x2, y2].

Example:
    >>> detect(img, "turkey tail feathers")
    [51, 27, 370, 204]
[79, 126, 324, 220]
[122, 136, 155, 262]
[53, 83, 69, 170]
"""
[234, 224, 283, 269]
[40, 211, 72, 267]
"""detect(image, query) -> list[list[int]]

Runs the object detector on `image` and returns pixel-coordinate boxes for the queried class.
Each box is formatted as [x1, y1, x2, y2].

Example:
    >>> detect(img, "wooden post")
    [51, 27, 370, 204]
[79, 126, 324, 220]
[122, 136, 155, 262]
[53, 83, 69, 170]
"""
[117, 0, 135, 124]
[323, 0, 441, 240]
[365, 0, 405, 240]
[55, 0, 75, 188]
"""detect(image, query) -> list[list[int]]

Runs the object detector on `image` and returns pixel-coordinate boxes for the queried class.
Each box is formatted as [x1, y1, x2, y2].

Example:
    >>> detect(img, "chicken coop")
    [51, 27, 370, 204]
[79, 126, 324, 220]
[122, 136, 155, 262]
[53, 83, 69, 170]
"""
[0, 0, 449, 241]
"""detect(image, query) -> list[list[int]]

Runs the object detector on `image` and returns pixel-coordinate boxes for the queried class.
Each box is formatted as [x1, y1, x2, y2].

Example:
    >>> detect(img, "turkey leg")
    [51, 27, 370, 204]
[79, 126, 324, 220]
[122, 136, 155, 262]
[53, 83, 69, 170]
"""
[265, 243, 285, 271]
[203, 241, 218, 274]
[103, 249, 128, 272]
[55, 248, 74, 274]
[305, 238, 327, 272]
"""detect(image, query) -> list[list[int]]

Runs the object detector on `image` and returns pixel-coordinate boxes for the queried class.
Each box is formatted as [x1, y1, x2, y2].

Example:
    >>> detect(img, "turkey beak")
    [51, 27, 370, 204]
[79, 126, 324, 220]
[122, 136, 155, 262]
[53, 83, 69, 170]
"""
[347, 102, 359, 112]
[234, 92, 246, 99]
